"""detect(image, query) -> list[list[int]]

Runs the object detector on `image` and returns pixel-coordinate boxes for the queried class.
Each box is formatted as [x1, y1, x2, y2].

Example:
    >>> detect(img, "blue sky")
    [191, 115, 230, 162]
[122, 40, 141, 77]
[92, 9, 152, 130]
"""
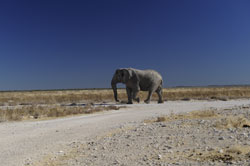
[0, 0, 250, 90]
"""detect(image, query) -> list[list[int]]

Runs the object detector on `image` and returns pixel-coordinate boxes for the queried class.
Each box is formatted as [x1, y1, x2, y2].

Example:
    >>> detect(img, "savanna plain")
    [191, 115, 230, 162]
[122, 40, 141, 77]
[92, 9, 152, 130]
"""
[0, 87, 250, 166]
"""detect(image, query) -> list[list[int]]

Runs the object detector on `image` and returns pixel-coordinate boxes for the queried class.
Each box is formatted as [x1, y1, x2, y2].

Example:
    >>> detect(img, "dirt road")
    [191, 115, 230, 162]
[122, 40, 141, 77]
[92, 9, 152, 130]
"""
[0, 99, 250, 166]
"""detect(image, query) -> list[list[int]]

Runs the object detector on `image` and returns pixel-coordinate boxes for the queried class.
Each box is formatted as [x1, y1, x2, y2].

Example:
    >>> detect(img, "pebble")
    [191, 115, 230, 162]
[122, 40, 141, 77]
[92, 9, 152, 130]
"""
[143, 156, 148, 161]
[199, 120, 205, 124]
[158, 154, 162, 160]
[113, 159, 120, 164]
[167, 150, 173, 153]
[161, 124, 167, 127]
[165, 145, 172, 149]
[242, 133, 248, 137]
[218, 137, 225, 140]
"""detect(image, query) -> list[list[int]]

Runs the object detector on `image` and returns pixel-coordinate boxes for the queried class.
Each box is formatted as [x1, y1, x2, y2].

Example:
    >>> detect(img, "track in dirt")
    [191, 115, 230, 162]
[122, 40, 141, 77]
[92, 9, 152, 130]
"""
[0, 99, 250, 166]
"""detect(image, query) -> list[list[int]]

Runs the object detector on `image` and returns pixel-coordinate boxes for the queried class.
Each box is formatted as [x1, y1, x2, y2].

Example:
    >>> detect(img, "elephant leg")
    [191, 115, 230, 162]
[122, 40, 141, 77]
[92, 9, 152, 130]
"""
[132, 89, 140, 103]
[156, 85, 164, 103]
[126, 87, 133, 104]
[144, 90, 153, 104]
[145, 85, 159, 104]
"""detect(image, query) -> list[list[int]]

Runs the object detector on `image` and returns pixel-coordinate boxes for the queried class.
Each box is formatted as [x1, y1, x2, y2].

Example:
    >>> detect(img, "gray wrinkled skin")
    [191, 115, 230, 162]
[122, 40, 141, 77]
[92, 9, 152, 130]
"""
[111, 68, 164, 104]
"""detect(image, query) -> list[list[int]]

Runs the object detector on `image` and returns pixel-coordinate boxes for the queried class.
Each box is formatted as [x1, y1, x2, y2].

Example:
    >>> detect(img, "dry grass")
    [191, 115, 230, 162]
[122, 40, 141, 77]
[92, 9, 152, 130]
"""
[165, 86, 250, 101]
[152, 109, 250, 129]
[1, 86, 250, 122]
[214, 115, 250, 129]
[121, 86, 250, 101]
[190, 145, 250, 163]
[1, 86, 250, 105]
[0, 105, 121, 122]
[149, 109, 218, 123]
[0, 89, 115, 105]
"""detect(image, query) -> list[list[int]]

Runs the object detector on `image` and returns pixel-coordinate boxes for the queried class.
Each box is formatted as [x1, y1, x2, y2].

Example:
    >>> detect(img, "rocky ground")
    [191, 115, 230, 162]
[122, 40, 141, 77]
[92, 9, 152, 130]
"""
[47, 105, 250, 166]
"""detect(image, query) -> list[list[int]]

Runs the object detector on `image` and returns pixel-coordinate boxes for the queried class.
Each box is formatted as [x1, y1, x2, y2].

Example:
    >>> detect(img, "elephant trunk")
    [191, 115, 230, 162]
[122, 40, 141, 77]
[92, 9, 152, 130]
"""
[111, 76, 119, 102]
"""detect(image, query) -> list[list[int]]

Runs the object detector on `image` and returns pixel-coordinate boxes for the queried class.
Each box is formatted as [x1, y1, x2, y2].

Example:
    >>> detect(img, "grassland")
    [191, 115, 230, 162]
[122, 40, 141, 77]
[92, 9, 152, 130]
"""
[1, 86, 250, 122]
[1, 86, 250, 105]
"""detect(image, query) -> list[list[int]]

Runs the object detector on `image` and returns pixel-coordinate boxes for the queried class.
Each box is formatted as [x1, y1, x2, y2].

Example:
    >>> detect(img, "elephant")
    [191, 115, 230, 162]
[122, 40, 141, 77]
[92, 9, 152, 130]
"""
[111, 68, 164, 104]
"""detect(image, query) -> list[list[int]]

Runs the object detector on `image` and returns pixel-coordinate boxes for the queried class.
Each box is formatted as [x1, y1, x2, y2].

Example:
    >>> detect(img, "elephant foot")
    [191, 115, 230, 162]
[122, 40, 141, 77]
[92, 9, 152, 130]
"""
[134, 97, 140, 103]
[158, 100, 164, 104]
[144, 100, 150, 104]
[127, 101, 133, 104]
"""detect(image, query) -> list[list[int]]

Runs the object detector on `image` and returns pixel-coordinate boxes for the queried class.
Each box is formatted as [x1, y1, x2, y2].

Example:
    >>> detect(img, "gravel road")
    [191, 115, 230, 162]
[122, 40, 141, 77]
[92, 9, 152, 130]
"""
[0, 99, 250, 166]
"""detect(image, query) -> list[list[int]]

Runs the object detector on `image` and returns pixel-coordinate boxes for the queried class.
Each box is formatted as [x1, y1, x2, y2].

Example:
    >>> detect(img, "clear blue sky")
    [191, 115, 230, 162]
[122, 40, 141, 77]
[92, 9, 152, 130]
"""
[1, 0, 250, 90]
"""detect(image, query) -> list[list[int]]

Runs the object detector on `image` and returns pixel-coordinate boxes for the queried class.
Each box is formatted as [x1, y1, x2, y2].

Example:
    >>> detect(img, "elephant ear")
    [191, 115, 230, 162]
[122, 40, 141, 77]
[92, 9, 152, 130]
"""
[127, 69, 139, 82]
[127, 69, 133, 79]
[115, 69, 121, 74]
